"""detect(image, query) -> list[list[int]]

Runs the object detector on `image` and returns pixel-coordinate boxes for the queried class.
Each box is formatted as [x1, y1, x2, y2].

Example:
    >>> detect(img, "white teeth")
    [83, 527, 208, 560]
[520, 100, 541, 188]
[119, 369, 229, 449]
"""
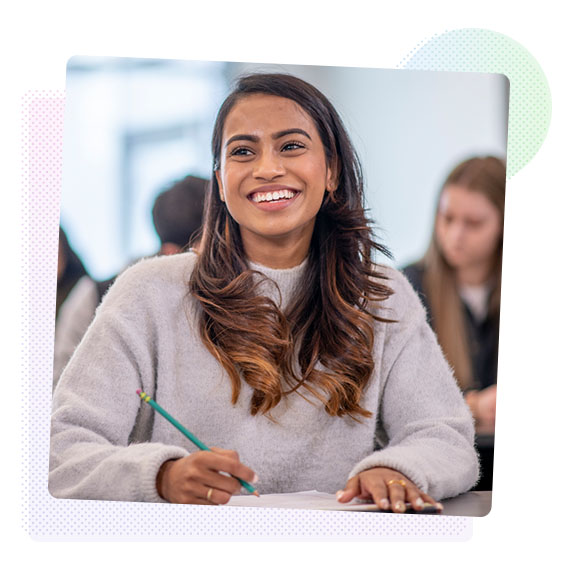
[252, 189, 296, 203]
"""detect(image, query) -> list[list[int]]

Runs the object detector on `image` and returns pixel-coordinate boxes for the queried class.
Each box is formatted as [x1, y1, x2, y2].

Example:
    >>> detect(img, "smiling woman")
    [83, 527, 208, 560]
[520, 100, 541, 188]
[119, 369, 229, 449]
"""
[50, 73, 479, 513]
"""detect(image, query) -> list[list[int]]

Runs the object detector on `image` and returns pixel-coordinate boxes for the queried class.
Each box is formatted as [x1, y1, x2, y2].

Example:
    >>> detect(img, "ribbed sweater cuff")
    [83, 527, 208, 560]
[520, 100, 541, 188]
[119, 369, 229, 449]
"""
[139, 446, 189, 502]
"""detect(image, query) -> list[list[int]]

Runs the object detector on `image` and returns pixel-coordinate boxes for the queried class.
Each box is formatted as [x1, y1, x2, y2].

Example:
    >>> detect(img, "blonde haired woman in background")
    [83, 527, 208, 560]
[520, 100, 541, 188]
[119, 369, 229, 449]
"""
[403, 156, 505, 488]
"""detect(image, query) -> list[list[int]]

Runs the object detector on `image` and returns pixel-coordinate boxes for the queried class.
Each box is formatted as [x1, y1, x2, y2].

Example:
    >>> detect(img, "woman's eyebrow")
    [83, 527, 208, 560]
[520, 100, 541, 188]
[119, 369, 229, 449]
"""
[224, 128, 312, 148]
[225, 134, 258, 147]
[272, 128, 312, 140]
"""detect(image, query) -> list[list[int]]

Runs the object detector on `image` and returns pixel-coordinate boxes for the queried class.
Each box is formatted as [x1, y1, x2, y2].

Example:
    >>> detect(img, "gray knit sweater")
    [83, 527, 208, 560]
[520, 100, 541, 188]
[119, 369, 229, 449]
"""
[49, 251, 479, 502]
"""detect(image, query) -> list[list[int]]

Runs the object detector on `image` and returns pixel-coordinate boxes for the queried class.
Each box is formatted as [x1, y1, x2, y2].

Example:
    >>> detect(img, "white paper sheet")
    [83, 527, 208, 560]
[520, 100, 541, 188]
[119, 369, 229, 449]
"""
[226, 490, 381, 511]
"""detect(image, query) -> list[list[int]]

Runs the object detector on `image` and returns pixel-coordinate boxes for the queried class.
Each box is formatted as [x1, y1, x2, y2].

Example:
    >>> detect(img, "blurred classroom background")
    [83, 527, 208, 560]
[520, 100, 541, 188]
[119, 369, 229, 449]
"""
[61, 56, 508, 280]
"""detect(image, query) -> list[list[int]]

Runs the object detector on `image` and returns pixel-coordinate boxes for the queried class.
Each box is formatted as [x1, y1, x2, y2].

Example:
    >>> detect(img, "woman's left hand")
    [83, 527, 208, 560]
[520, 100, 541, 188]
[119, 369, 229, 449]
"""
[336, 467, 442, 513]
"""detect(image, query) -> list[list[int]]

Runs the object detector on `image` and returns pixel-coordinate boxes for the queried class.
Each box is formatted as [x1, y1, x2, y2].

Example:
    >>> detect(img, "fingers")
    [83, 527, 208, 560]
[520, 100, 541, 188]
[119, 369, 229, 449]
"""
[335, 475, 362, 504]
[385, 478, 442, 513]
[419, 490, 443, 512]
[210, 446, 239, 459]
[158, 449, 258, 505]
[366, 481, 391, 511]
[337, 475, 391, 510]
[387, 479, 408, 513]
[338, 467, 444, 513]
[195, 449, 258, 487]
[214, 449, 258, 483]
[198, 483, 233, 506]
[209, 447, 258, 484]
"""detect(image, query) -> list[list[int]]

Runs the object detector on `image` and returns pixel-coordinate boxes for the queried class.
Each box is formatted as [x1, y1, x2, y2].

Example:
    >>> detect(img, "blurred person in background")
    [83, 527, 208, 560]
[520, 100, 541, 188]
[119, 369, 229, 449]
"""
[53, 175, 208, 388]
[402, 156, 505, 489]
[56, 226, 89, 319]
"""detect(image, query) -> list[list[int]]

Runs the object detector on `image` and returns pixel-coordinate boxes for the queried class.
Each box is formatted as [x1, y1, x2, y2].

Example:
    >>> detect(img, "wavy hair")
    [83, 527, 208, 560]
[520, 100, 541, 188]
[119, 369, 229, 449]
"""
[189, 73, 394, 419]
[422, 156, 505, 390]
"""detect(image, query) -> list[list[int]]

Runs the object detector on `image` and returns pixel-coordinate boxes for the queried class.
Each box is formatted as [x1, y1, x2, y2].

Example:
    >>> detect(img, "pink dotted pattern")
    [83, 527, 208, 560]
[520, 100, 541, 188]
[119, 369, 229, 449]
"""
[21, 91, 472, 540]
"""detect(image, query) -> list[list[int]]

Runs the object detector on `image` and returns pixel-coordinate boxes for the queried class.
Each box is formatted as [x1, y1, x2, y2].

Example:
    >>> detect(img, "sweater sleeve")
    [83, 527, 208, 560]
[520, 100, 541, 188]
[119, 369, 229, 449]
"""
[348, 269, 479, 500]
[49, 260, 190, 502]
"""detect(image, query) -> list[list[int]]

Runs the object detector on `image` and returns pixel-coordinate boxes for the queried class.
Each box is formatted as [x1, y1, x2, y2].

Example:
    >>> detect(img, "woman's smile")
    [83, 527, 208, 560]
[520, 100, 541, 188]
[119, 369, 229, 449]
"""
[248, 184, 301, 210]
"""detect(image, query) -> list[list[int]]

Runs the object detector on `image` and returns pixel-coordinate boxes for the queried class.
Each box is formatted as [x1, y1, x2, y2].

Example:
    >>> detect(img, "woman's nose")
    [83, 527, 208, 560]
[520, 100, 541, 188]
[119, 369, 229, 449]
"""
[449, 222, 466, 243]
[252, 150, 286, 180]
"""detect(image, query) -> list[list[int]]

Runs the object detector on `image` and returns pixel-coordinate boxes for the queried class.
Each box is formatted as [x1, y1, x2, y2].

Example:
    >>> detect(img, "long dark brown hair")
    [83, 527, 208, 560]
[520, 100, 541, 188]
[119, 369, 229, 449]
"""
[189, 73, 393, 419]
[422, 156, 505, 390]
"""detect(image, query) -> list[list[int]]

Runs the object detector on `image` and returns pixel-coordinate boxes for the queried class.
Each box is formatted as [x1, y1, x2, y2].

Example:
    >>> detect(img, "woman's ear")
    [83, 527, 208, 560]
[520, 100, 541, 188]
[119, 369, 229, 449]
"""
[215, 170, 225, 202]
[326, 157, 340, 192]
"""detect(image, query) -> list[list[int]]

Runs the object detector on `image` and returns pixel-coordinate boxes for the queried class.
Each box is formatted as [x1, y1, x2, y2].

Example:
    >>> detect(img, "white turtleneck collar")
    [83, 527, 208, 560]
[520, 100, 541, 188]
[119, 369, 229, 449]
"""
[248, 257, 309, 310]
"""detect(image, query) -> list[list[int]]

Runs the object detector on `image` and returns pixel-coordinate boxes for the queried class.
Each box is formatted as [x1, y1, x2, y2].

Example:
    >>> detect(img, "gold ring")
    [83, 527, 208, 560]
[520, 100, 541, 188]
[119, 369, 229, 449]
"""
[387, 479, 407, 488]
[207, 488, 213, 502]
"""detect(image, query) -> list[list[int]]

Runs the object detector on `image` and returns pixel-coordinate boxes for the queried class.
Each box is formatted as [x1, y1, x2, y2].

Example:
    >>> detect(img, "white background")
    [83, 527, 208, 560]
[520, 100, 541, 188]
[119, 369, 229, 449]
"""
[2, 1, 570, 569]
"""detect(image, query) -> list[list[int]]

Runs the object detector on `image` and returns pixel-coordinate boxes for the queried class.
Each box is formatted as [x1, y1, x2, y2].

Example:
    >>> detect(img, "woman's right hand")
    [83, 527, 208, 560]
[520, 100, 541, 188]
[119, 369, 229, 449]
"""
[156, 447, 258, 505]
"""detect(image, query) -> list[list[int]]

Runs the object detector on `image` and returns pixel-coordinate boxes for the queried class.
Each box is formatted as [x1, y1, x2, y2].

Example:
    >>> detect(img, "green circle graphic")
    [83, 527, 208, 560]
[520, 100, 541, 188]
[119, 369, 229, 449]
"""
[399, 28, 551, 178]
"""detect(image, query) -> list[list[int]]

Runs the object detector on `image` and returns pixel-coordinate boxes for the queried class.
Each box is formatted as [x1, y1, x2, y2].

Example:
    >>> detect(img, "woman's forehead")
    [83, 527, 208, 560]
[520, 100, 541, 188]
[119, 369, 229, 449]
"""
[440, 184, 499, 215]
[222, 94, 318, 137]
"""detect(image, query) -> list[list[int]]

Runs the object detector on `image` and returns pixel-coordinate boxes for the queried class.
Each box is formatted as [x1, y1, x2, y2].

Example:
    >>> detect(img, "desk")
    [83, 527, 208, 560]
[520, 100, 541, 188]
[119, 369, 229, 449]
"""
[228, 490, 492, 516]
[441, 490, 492, 517]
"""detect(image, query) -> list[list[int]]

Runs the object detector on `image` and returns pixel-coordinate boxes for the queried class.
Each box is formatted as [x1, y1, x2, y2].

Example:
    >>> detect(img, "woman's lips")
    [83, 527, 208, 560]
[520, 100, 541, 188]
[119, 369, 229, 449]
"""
[248, 186, 300, 211]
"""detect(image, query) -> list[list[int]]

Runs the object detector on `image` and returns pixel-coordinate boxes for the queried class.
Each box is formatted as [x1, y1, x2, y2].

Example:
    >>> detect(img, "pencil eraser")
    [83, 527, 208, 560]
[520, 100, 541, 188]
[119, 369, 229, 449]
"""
[136, 389, 141, 395]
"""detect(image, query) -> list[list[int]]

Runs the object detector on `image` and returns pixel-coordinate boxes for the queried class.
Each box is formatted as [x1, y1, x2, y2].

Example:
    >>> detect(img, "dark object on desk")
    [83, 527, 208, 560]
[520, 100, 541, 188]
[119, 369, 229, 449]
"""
[474, 431, 495, 491]
[404, 503, 439, 514]
[376, 502, 439, 514]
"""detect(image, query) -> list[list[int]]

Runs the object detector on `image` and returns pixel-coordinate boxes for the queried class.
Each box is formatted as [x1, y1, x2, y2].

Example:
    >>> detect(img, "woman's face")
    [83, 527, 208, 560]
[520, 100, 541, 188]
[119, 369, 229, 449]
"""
[215, 94, 336, 261]
[435, 184, 502, 272]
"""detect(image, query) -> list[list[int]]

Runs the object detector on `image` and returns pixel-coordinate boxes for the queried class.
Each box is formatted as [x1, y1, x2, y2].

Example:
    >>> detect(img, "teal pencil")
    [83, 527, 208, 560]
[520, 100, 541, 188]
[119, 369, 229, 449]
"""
[136, 389, 259, 496]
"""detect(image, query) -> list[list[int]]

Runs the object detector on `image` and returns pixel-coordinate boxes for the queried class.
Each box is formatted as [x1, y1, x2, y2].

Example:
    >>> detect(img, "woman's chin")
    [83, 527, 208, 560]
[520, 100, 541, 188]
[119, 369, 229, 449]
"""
[444, 255, 469, 269]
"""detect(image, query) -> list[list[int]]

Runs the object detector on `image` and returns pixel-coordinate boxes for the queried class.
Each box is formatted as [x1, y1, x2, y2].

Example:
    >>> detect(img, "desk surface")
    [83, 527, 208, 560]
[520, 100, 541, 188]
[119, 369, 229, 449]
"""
[228, 490, 492, 516]
[441, 490, 492, 516]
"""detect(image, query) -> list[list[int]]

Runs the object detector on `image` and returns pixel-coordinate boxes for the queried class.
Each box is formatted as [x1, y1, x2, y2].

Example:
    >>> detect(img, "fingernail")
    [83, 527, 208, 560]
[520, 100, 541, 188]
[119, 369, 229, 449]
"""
[395, 501, 406, 513]
[252, 474, 259, 484]
[415, 498, 424, 508]
[336, 490, 344, 501]
[379, 498, 390, 510]
[436, 502, 444, 511]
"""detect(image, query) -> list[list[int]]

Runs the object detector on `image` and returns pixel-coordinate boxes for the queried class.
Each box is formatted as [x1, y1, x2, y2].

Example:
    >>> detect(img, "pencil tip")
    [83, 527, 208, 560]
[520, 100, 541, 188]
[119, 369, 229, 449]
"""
[136, 389, 141, 395]
[253, 491, 260, 497]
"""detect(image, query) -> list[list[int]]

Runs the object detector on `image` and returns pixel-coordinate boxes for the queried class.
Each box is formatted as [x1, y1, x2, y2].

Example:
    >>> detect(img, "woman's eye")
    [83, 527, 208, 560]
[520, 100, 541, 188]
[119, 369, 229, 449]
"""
[282, 141, 305, 152]
[229, 147, 253, 157]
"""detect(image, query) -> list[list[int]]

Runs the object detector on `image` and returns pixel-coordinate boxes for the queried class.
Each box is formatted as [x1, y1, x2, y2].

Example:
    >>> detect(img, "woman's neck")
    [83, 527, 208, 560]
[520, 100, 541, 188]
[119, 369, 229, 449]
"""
[241, 230, 312, 269]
